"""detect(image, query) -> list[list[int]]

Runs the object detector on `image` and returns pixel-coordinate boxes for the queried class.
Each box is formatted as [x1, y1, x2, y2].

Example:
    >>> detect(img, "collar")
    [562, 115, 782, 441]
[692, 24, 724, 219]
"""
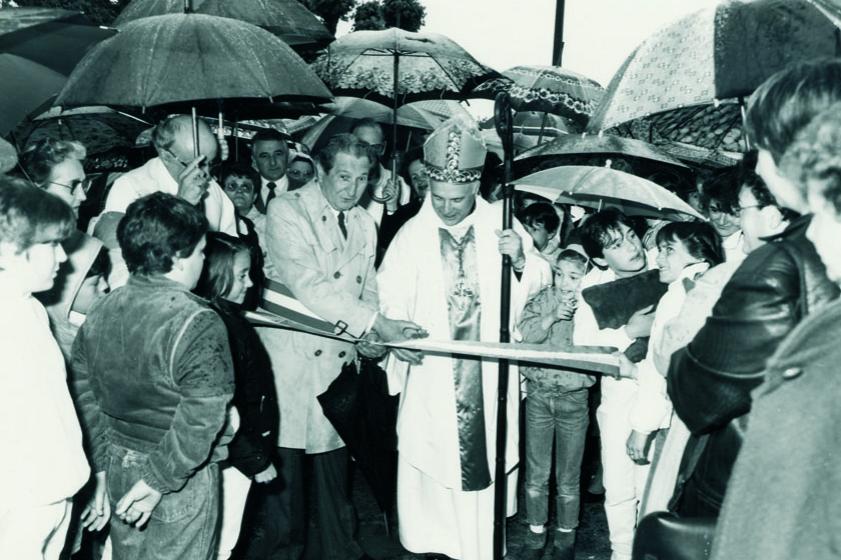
[763, 213, 810, 243]
[128, 274, 192, 293]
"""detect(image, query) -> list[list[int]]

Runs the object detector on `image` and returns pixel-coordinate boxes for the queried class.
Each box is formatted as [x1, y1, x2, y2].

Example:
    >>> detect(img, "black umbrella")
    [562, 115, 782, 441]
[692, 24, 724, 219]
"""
[317, 360, 399, 513]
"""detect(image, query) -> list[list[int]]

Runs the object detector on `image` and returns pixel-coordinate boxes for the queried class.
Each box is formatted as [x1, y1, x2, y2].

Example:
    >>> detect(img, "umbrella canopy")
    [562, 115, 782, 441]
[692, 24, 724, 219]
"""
[55, 13, 332, 110]
[515, 133, 688, 170]
[472, 65, 604, 127]
[114, 0, 333, 50]
[311, 27, 499, 106]
[513, 165, 705, 221]
[588, 0, 840, 134]
[0, 7, 116, 76]
[0, 54, 66, 136]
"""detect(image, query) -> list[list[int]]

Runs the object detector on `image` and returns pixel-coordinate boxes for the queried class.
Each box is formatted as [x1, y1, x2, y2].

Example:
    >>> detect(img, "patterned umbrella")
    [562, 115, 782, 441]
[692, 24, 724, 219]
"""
[514, 133, 687, 170]
[113, 0, 333, 51]
[0, 7, 115, 76]
[472, 65, 604, 127]
[16, 106, 152, 155]
[55, 13, 332, 110]
[588, 0, 841, 150]
[311, 28, 499, 107]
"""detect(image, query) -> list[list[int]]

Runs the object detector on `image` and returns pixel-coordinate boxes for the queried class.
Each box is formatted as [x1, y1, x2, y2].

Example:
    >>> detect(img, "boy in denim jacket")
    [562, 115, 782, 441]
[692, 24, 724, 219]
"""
[518, 247, 593, 560]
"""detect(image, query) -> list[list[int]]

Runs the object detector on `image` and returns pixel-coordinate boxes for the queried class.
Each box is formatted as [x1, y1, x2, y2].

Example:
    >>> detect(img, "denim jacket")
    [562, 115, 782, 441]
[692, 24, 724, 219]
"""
[71, 274, 235, 494]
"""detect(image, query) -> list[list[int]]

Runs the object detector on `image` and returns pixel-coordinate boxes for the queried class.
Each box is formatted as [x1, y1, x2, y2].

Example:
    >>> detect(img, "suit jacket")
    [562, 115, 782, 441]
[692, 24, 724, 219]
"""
[257, 181, 379, 453]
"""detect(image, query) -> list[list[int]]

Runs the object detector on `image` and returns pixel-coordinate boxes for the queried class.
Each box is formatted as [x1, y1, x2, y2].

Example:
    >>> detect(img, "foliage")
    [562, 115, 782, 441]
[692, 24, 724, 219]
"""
[300, 0, 356, 35]
[353, 0, 383, 31]
[9, 0, 131, 26]
[382, 0, 425, 32]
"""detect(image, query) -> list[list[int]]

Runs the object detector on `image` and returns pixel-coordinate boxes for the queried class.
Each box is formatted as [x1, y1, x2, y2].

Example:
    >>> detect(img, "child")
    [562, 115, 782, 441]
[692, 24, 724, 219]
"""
[0, 178, 91, 559]
[518, 247, 592, 560]
[195, 233, 279, 560]
[519, 201, 563, 264]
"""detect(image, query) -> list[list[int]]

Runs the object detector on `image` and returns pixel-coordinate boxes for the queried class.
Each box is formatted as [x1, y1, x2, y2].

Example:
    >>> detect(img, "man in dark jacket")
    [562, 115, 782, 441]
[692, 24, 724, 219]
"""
[72, 192, 234, 559]
[667, 59, 841, 517]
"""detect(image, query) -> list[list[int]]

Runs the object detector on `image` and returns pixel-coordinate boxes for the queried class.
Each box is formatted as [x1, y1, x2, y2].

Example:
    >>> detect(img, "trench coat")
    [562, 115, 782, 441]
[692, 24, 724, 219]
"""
[257, 181, 379, 453]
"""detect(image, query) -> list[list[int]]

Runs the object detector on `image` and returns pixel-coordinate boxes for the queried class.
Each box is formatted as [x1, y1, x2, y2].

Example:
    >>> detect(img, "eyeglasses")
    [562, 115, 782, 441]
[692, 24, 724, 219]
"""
[223, 182, 255, 194]
[48, 177, 93, 195]
[738, 204, 762, 211]
[164, 147, 218, 172]
[363, 143, 386, 156]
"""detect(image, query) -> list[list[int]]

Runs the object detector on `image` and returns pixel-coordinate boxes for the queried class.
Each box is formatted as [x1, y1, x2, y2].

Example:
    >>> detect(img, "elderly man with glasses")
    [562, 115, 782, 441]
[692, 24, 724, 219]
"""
[103, 115, 238, 236]
[350, 118, 411, 226]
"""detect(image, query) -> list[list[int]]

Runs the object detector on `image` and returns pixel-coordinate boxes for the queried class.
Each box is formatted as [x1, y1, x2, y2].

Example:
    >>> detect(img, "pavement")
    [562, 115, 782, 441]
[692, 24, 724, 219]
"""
[354, 469, 612, 560]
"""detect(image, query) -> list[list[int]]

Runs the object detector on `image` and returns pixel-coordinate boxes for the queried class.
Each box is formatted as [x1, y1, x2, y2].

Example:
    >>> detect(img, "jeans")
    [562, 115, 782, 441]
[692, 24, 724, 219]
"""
[106, 445, 221, 560]
[524, 384, 589, 530]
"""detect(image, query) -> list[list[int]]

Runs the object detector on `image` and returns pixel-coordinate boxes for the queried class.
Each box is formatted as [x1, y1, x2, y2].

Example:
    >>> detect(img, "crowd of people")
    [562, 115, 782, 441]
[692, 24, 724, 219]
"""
[3, 57, 841, 560]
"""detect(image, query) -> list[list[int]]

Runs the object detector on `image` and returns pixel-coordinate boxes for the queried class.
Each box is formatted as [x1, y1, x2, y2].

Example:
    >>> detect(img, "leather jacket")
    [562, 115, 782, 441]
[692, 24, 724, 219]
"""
[667, 215, 839, 515]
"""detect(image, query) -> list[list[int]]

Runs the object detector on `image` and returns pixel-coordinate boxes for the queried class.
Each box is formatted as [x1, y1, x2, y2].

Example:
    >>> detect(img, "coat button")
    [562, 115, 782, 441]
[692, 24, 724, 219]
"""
[322, 215, 327, 222]
[338, 351, 346, 358]
[782, 367, 802, 379]
[334, 271, 341, 279]
[314, 349, 322, 357]
[356, 275, 362, 284]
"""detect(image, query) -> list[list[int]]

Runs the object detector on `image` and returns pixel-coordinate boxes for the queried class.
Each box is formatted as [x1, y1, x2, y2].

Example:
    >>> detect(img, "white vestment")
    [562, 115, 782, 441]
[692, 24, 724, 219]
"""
[378, 196, 546, 560]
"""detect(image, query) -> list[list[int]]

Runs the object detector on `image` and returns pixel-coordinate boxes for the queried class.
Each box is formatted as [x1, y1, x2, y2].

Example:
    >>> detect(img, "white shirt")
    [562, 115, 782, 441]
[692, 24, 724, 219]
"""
[105, 157, 238, 236]
[260, 175, 289, 211]
[723, 230, 746, 264]
[0, 276, 89, 507]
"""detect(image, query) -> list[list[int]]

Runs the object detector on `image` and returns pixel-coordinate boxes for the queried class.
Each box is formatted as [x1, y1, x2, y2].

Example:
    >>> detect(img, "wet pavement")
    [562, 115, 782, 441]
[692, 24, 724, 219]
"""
[354, 469, 612, 560]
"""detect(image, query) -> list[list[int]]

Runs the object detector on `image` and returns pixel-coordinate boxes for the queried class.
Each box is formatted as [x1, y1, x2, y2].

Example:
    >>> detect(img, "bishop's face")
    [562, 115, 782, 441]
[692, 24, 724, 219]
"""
[430, 180, 479, 226]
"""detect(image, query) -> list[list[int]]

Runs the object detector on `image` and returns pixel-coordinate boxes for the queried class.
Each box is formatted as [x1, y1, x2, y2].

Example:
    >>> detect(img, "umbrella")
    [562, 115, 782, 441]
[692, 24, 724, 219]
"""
[514, 133, 688, 170]
[312, 28, 499, 107]
[313, 28, 496, 201]
[16, 106, 152, 155]
[317, 360, 398, 513]
[480, 111, 575, 158]
[472, 65, 604, 128]
[588, 0, 841, 150]
[513, 165, 705, 221]
[0, 54, 66, 136]
[0, 7, 116, 76]
[113, 0, 333, 51]
[56, 13, 332, 110]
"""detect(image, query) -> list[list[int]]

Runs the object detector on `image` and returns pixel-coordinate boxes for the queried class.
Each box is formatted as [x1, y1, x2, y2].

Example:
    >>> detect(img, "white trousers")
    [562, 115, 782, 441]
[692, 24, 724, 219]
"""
[0, 498, 73, 560]
[597, 402, 651, 560]
[217, 466, 252, 560]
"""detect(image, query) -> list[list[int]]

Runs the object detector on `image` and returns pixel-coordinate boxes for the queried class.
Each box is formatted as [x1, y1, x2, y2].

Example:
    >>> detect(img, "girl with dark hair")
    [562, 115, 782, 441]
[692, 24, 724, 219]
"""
[196, 233, 279, 560]
[620, 222, 724, 516]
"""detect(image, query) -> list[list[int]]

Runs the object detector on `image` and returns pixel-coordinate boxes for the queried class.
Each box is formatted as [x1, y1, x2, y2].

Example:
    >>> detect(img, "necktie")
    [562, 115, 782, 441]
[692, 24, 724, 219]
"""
[338, 211, 348, 240]
[265, 181, 277, 209]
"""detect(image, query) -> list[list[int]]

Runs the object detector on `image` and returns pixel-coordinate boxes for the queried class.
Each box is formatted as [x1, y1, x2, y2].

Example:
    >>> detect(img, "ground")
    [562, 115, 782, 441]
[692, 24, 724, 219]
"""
[354, 468, 612, 560]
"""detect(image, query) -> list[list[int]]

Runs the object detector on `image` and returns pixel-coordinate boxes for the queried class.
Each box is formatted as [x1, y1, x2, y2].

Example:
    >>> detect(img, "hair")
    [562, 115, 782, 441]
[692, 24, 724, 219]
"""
[745, 59, 841, 164]
[19, 138, 86, 185]
[117, 192, 208, 276]
[350, 118, 383, 137]
[195, 232, 251, 301]
[740, 151, 799, 222]
[578, 208, 637, 260]
[518, 201, 561, 234]
[85, 247, 112, 280]
[701, 167, 741, 215]
[655, 221, 724, 268]
[0, 176, 75, 253]
[556, 248, 589, 271]
[781, 102, 841, 215]
[251, 128, 289, 147]
[151, 115, 189, 151]
[219, 162, 260, 191]
[316, 133, 374, 175]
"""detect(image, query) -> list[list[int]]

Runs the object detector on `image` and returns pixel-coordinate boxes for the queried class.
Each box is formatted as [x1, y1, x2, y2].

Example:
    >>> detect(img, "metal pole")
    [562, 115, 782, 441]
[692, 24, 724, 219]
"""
[553, 0, 566, 65]
[492, 91, 514, 560]
[391, 47, 400, 203]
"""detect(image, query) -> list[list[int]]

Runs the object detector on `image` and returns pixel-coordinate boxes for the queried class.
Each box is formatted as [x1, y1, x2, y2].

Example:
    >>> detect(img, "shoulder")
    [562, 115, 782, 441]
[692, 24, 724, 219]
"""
[726, 242, 798, 294]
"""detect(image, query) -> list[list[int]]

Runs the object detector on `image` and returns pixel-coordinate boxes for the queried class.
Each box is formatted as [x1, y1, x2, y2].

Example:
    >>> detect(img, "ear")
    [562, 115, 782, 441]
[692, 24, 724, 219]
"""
[0, 240, 18, 266]
[761, 204, 786, 230]
[315, 161, 327, 180]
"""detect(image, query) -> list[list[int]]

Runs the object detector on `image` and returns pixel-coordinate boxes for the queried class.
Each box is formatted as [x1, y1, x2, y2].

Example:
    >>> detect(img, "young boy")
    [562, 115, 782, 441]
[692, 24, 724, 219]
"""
[0, 178, 91, 559]
[518, 247, 593, 560]
[573, 209, 655, 560]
